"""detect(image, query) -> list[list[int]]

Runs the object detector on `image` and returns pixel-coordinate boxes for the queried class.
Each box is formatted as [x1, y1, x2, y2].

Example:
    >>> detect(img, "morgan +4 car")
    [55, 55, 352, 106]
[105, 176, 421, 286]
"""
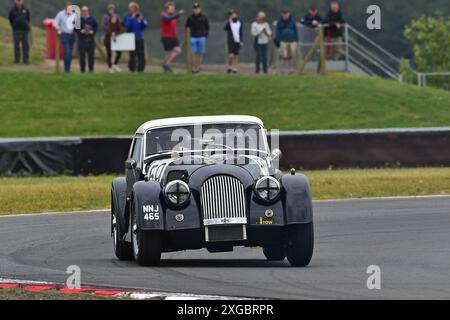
[111, 116, 314, 266]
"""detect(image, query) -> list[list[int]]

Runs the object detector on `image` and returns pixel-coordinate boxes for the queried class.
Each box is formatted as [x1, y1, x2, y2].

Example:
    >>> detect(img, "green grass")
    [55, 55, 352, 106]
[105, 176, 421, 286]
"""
[307, 168, 450, 200]
[2, 168, 450, 215]
[0, 175, 111, 215]
[0, 73, 449, 137]
[0, 17, 45, 66]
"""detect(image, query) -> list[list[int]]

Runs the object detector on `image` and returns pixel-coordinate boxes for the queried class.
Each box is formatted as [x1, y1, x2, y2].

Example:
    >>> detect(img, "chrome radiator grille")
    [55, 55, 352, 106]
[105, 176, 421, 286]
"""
[201, 175, 247, 226]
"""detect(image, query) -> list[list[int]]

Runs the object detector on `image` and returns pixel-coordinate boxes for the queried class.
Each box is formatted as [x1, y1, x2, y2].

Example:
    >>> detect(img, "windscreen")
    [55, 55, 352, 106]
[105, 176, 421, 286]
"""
[145, 123, 267, 157]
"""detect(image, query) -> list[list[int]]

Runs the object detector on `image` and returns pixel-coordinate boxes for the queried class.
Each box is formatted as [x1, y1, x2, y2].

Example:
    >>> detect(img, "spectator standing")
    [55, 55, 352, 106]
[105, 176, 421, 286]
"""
[102, 4, 122, 71]
[104, 14, 124, 73]
[9, 0, 30, 65]
[185, 2, 209, 73]
[274, 8, 299, 74]
[161, 2, 185, 73]
[53, 1, 76, 72]
[224, 10, 243, 74]
[251, 12, 272, 74]
[302, 5, 323, 28]
[102, 4, 115, 33]
[77, 6, 98, 73]
[325, 1, 345, 60]
[125, 2, 148, 72]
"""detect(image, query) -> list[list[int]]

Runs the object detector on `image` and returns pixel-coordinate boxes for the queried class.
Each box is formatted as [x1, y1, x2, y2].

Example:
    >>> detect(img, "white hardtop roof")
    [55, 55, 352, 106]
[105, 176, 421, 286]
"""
[136, 115, 264, 134]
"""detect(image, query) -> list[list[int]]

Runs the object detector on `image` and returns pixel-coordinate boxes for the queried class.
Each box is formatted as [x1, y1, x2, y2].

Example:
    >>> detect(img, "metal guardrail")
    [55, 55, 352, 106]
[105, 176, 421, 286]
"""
[345, 24, 404, 80]
[280, 23, 448, 88]
[273, 23, 407, 79]
[417, 72, 450, 88]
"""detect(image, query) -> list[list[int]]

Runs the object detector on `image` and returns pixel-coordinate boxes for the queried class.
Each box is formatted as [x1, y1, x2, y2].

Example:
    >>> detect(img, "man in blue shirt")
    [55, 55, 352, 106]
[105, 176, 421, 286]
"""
[275, 8, 299, 74]
[124, 2, 148, 72]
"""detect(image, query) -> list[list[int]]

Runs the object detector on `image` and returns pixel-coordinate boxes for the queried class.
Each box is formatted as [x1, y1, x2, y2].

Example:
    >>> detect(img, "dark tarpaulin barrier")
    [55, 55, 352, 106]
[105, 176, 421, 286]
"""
[271, 128, 450, 170]
[0, 137, 132, 176]
[2, 128, 450, 176]
[75, 137, 131, 175]
[0, 138, 82, 176]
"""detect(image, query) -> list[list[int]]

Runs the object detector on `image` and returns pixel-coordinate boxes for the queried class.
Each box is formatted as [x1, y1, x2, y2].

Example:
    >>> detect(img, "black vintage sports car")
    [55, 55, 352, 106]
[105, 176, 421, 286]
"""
[111, 116, 314, 266]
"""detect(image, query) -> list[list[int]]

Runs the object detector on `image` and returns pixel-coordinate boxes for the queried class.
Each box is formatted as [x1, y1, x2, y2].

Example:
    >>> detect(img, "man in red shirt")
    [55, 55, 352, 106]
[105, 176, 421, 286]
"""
[161, 2, 185, 72]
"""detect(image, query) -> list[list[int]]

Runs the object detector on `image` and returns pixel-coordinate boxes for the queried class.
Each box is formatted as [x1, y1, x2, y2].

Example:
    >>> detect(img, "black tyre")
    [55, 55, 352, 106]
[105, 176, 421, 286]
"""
[111, 193, 133, 261]
[263, 245, 286, 261]
[131, 198, 162, 266]
[286, 223, 314, 267]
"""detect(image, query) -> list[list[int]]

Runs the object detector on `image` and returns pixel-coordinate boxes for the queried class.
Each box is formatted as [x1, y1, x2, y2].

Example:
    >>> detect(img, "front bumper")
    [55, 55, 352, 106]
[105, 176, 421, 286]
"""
[160, 225, 295, 253]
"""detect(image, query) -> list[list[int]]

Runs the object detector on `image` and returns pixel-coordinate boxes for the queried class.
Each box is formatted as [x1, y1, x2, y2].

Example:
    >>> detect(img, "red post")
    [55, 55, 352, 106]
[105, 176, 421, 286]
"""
[43, 19, 63, 60]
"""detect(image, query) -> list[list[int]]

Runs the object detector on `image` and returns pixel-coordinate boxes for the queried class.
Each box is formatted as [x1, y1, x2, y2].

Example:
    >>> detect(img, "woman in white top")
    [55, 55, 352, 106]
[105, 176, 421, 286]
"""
[251, 11, 272, 74]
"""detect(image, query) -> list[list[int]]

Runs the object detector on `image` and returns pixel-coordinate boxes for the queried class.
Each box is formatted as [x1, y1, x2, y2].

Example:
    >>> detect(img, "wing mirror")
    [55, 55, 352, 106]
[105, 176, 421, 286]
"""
[271, 148, 282, 161]
[125, 159, 137, 170]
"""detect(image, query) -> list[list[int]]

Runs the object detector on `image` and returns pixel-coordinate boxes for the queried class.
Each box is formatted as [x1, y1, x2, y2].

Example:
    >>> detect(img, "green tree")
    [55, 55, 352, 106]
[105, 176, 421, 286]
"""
[404, 13, 450, 72]
[403, 14, 450, 89]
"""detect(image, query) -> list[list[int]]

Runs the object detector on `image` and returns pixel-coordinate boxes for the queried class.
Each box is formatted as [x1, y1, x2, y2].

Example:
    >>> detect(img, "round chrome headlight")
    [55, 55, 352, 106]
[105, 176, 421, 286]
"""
[164, 180, 190, 206]
[255, 176, 281, 202]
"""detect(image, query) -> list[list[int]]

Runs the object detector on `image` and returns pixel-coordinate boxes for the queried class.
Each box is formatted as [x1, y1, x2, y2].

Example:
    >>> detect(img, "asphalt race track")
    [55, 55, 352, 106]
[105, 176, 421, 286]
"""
[1, 197, 449, 299]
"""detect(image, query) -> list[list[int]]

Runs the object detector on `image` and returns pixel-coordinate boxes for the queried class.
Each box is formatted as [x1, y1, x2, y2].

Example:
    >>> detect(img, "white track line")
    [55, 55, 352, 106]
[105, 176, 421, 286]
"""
[315, 194, 450, 203]
[2, 195, 450, 218]
[0, 209, 108, 218]
[0, 278, 54, 285]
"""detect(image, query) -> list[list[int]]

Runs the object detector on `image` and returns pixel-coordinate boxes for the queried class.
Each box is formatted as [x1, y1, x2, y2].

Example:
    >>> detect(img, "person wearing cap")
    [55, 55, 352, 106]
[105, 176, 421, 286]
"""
[274, 8, 299, 74]
[102, 4, 122, 71]
[224, 10, 243, 74]
[301, 5, 323, 29]
[251, 11, 272, 74]
[161, 2, 185, 73]
[185, 3, 210, 73]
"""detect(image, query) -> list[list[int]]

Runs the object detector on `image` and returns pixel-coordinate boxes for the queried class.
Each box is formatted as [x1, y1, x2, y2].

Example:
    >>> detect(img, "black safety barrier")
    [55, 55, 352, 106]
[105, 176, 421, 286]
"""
[75, 137, 132, 175]
[0, 137, 82, 176]
[1, 128, 450, 176]
[274, 128, 450, 169]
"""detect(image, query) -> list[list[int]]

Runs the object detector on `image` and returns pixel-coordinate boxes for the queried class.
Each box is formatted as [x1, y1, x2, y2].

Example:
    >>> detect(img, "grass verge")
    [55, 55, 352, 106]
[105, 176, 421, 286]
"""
[0, 72, 449, 137]
[307, 168, 450, 200]
[0, 175, 112, 215]
[1, 168, 450, 215]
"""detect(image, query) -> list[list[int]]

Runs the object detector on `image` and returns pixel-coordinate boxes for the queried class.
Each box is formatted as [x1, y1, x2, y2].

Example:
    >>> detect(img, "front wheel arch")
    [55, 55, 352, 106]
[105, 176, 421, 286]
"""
[111, 177, 129, 236]
[131, 194, 162, 266]
[111, 187, 133, 261]
[282, 174, 314, 224]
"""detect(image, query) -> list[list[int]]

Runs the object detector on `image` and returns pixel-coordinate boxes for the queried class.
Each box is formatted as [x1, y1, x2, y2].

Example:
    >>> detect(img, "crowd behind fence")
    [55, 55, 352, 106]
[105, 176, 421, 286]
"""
[143, 22, 344, 64]
[6, 0, 449, 89]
